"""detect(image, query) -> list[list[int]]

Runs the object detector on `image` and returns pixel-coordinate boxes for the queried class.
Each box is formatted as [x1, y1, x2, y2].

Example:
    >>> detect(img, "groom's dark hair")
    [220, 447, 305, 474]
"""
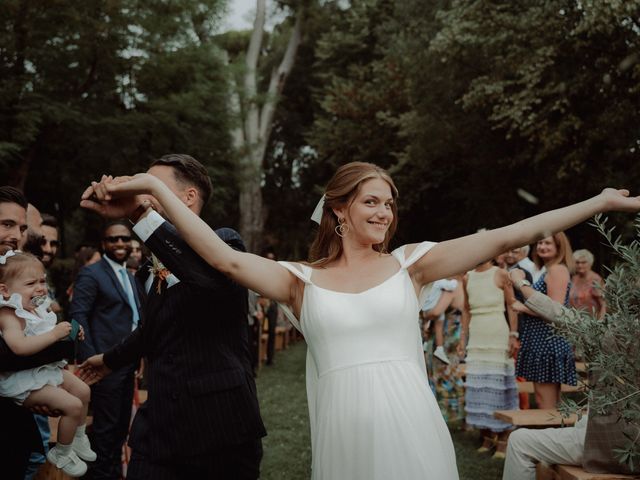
[150, 154, 213, 207]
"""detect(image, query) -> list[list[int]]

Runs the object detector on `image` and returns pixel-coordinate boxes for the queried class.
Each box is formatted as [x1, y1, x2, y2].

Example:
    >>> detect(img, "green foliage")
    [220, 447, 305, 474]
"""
[556, 214, 640, 469]
[0, 0, 236, 253]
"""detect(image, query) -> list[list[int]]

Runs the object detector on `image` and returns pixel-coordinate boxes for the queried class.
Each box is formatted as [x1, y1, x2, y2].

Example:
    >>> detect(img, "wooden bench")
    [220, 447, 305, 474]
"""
[494, 409, 578, 428]
[517, 381, 586, 394]
[537, 463, 637, 480]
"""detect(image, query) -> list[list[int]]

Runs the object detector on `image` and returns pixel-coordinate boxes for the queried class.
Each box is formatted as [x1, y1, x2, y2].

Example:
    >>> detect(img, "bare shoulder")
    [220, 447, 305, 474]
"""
[547, 263, 570, 276]
[590, 271, 604, 283]
[495, 267, 509, 282]
[403, 243, 419, 259]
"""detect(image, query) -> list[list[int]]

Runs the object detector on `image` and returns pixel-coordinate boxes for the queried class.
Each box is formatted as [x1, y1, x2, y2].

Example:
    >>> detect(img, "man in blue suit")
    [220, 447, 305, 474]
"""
[70, 220, 142, 479]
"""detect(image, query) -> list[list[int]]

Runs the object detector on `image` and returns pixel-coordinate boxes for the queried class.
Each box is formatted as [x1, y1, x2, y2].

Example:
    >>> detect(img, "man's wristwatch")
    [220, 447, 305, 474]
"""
[515, 279, 532, 289]
[509, 331, 520, 339]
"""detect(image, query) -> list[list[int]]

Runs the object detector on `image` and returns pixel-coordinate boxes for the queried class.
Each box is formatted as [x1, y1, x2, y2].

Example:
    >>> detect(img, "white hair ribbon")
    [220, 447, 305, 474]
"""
[310, 195, 325, 225]
[0, 250, 16, 265]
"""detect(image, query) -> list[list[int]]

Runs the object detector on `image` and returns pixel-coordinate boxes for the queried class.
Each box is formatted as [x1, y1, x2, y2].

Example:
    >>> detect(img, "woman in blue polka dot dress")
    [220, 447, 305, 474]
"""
[515, 232, 576, 408]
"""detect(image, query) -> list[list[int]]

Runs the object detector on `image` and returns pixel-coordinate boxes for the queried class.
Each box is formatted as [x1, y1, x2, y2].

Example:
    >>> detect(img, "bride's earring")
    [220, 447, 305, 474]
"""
[335, 218, 349, 237]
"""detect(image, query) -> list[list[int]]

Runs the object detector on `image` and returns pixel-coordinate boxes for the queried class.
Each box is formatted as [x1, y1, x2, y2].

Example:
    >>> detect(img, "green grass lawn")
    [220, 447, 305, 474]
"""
[256, 341, 504, 480]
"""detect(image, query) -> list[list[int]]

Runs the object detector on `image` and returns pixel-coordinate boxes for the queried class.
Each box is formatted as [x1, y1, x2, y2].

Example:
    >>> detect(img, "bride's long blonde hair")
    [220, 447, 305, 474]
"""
[309, 162, 399, 266]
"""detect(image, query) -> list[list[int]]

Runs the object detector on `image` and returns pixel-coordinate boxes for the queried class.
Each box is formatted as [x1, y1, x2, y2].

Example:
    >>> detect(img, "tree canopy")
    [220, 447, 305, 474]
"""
[1, 0, 638, 263]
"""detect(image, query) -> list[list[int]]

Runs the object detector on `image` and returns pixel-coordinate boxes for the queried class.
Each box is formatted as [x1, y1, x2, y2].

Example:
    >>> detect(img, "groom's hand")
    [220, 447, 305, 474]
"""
[81, 176, 141, 220]
[77, 353, 112, 385]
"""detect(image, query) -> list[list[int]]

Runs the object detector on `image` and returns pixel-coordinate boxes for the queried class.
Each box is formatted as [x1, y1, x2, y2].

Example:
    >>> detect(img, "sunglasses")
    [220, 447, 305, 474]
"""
[104, 235, 132, 243]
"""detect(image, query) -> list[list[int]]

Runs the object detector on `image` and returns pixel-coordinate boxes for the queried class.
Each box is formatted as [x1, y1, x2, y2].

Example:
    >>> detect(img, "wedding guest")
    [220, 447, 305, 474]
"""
[421, 278, 458, 365]
[0, 186, 75, 479]
[502, 245, 534, 410]
[65, 246, 101, 303]
[514, 233, 576, 408]
[70, 221, 142, 479]
[504, 268, 639, 479]
[458, 260, 518, 458]
[130, 239, 143, 266]
[261, 250, 279, 366]
[570, 249, 606, 319]
[504, 245, 535, 281]
[83, 161, 640, 480]
[21, 204, 50, 259]
[0, 251, 95, 477]
[24, 212, 62, 479]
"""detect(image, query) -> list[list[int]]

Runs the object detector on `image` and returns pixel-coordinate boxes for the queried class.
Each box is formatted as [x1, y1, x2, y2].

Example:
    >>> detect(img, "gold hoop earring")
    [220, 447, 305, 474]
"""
[335, 218, 349, 237]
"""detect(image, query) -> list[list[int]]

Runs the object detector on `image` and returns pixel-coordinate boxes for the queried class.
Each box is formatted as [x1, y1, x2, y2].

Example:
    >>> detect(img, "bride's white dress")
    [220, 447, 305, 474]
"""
[279, 241, 459, 479]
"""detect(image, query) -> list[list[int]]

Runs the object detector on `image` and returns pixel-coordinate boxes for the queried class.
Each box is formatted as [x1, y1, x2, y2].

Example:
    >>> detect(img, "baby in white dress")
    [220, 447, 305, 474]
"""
[0, 251, 95, 477]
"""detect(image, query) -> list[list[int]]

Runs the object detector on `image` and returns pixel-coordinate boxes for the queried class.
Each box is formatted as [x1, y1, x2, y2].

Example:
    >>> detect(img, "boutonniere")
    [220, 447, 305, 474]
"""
[149, 255, 171, 294]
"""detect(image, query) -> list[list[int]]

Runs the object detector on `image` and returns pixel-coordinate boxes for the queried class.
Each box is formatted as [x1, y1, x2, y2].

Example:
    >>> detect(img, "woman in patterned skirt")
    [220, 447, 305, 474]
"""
[513, 232, 576, 408]
[459, 260, 519, 458]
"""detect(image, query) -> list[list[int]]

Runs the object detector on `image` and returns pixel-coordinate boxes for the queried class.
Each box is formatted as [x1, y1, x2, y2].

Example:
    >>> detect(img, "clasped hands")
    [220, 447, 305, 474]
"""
[80, 173, 159, 220]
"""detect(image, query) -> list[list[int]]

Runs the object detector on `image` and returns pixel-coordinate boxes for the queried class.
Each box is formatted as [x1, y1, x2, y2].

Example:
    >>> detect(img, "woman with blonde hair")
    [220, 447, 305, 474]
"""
[513, 232, 576, 408]
[570, 249, 606, 318]
[81, 162, 640, 480]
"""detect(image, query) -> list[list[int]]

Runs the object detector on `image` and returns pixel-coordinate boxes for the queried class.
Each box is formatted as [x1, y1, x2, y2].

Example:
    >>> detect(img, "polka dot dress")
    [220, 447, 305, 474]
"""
[515, 273, 577, 385]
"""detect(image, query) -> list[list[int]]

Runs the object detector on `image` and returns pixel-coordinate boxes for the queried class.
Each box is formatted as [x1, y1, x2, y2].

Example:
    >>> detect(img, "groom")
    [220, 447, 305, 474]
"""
[79, 155, 266, 479]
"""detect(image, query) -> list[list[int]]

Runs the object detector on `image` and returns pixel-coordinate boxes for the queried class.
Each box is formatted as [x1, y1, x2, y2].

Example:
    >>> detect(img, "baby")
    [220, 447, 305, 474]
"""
[0, 251, 95, 477]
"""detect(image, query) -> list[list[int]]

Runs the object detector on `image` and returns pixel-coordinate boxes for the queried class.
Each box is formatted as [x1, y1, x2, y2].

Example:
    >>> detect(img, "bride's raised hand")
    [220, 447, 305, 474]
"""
[80, 174, 149, 219]
[104, 173, 161, 198]
[600, 188, 640, 213]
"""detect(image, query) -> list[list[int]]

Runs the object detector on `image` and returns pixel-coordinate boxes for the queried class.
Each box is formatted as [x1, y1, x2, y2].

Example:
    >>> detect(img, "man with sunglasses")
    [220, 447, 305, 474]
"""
[70, 220, 142, 479]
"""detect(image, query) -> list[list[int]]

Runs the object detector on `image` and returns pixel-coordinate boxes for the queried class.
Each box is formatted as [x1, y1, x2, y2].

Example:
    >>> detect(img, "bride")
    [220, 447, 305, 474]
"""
[82, 161, 640, 480]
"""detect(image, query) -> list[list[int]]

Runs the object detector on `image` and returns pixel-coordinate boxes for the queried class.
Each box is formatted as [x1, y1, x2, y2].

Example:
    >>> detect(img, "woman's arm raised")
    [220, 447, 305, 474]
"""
[82, 174, 299, 305]
[410, 188, 640, 286]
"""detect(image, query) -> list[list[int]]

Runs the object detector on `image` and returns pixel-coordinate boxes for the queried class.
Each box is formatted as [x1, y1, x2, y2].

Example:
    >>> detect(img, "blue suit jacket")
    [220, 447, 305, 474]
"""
[69, 257, 143, 362]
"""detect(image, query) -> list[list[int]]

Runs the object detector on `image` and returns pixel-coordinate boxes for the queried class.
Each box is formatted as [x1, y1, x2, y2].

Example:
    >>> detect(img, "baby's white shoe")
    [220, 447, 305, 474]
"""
[47, 445, 88, 477]
[72, 433, 97, 462]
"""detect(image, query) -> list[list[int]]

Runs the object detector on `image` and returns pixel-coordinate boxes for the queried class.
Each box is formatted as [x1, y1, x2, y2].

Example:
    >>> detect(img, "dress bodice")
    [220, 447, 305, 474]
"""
[0, 294, 56, 337]
[466, 266, 505, 315]
[279, 242, 435, 377]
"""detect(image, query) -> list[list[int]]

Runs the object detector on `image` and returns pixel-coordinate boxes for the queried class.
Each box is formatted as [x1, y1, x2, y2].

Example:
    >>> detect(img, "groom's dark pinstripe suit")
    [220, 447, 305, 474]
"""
[103, 220, 266, 478]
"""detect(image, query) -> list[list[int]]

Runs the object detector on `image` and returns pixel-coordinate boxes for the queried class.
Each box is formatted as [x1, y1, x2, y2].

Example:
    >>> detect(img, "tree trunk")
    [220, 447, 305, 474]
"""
[238, 165, 266, 254]
[235, 0, 303, 252]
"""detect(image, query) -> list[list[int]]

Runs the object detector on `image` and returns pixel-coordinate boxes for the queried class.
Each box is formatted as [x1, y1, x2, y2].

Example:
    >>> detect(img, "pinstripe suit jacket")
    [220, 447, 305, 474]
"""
[103, 221, 266, 461]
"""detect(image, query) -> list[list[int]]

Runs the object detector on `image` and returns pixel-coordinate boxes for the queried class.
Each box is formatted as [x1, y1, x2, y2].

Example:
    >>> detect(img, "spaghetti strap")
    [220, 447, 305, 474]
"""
[397, 241, 438, 269]
[278, 302, 303, 333]
[278, 261, 313, 284]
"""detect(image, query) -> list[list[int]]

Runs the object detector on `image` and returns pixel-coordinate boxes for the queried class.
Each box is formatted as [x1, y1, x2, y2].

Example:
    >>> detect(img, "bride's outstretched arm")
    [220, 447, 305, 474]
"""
[411, 188, 640, 285]
[81, 174, 298, 304]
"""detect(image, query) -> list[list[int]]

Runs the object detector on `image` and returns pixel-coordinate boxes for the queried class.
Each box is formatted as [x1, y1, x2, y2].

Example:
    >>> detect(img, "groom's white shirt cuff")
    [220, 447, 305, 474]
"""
[132, 210, 165, 241]
[133, 211, 180, 289]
